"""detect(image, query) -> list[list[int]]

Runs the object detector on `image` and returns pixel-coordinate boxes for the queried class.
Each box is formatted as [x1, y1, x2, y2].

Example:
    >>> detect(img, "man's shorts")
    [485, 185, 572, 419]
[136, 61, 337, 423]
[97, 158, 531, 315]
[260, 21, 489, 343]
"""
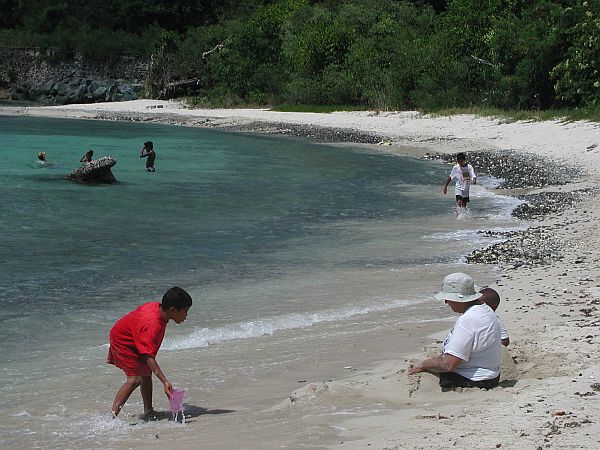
[107, 342, 151, 377]
[455, 194, 470, 203]
[439, 371, 499, 390]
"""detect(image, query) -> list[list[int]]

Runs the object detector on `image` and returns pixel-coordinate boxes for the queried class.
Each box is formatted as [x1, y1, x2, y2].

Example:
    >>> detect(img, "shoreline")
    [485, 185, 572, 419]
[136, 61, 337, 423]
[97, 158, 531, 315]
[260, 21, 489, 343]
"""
[4, 100, 600, 449]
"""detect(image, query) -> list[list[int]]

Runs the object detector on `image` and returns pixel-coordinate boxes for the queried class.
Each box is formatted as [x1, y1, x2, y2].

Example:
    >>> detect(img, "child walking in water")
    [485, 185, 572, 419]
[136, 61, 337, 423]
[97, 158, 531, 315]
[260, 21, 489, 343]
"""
[443, 152, 477, 212]
[107, 287, 192, 419]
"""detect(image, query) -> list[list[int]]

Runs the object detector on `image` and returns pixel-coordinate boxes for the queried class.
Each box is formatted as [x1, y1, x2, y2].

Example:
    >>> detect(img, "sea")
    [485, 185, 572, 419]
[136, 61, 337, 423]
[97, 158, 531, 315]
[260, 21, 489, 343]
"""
[0, 115, 523, 448]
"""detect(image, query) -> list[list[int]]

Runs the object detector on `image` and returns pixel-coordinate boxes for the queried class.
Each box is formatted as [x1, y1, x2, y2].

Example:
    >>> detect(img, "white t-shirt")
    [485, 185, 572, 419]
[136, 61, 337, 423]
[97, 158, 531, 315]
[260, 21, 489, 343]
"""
[442, 304, 501, 381]
[449, 163, 476, 197]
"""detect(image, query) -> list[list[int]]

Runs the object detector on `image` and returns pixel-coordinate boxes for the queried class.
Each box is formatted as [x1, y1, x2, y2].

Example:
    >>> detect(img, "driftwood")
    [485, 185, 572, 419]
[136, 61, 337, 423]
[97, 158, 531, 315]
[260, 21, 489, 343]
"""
[162, 79, 201, 99]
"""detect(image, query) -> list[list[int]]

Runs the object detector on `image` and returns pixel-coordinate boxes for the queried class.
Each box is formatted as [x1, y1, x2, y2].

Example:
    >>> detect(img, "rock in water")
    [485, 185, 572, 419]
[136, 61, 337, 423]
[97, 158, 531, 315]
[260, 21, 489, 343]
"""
[67, 156, 117, 183]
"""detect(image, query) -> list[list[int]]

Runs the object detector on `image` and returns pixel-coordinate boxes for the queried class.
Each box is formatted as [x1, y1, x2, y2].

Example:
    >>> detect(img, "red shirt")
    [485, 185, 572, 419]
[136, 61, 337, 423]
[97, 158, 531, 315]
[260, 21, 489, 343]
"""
[107, 302, 168, 376]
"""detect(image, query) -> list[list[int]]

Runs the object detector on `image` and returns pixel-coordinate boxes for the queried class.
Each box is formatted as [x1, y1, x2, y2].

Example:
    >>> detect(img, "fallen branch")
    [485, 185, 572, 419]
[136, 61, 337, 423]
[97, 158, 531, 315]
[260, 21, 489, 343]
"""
[470, 54, 498, 69]
[202, 41, 227, 59]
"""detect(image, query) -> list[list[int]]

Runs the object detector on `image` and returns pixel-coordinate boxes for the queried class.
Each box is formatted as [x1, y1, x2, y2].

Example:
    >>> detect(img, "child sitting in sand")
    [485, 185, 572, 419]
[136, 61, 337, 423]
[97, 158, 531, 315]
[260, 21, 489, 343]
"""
[107, 287, 192, 419]
[443, 152, 477, 211]
[479, 287, 510, 347]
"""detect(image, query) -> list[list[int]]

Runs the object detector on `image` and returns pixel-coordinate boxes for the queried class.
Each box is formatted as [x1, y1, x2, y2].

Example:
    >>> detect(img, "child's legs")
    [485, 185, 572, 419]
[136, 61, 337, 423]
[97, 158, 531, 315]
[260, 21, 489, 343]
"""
[140, 376, 153, 413]
[455, 195, 465, 209]
[112, 375, 143, 417]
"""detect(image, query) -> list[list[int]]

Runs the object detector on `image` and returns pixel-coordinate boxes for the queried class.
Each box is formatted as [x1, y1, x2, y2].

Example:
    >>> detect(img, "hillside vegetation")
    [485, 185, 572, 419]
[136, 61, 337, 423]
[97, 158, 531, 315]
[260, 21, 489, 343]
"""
[2, 0, 600, 112]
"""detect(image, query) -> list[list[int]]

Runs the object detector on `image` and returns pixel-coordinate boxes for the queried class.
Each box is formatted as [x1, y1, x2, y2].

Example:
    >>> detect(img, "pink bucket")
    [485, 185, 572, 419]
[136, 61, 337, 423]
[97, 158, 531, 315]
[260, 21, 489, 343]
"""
[169, 388, 186, 413]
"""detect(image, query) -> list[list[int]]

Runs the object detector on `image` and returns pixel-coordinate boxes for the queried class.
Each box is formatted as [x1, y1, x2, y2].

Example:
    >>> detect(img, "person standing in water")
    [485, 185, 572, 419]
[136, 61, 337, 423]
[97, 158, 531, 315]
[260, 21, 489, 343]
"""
[80, 149, 94, 164]
[140, 141, 156, 172]
[443, 152, 477, 211]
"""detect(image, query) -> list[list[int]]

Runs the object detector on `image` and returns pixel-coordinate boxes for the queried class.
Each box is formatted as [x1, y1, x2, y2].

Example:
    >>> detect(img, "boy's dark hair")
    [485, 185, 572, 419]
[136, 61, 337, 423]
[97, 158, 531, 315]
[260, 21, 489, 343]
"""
[144, 141, 154, 150]
[161, 287, 192, 310]
[456, 152, 466, 161]
[480, 287, 500, 308]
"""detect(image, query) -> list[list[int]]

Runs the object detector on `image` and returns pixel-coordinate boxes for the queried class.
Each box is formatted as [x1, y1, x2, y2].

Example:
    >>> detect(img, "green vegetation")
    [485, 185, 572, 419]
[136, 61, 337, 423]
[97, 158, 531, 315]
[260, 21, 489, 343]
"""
[425, 106, 600, 123]
[3, 0, 600, 116]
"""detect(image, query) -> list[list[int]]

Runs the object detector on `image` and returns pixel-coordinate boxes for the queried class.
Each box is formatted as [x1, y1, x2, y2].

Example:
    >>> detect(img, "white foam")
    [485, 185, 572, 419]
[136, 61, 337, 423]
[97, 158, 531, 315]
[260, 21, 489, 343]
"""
[163, 297, 428, 351]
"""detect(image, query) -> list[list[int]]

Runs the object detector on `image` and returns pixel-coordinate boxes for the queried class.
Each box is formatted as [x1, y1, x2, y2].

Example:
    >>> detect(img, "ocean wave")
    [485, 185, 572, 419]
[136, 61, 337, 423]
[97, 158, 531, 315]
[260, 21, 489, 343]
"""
[162, 297, 429, 351]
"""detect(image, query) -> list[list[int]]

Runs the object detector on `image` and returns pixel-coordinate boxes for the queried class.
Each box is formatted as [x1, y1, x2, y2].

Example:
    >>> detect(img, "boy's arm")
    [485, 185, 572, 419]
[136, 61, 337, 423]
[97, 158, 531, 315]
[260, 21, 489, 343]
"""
[145, 356, 173, 398]
[470, 165, 477, 184]
[443, 176, 452, 194]
[140, 147, 147, 157]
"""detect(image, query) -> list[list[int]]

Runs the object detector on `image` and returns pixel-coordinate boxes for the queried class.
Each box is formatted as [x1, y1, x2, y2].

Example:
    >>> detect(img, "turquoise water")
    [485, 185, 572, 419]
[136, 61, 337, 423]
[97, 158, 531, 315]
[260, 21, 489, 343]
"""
[0, 115, 521, 447]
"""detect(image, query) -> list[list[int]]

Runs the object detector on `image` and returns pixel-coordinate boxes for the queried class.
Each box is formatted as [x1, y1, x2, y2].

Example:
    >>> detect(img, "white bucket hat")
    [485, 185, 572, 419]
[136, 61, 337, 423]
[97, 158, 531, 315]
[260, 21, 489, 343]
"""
[434, 272, 482, 302]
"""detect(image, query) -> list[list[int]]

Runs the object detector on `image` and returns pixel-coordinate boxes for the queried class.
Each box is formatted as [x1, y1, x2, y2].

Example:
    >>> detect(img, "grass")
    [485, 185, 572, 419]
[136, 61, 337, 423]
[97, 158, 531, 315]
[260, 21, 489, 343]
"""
[270, 104, 371, 113]
[423, 106, 600, 123]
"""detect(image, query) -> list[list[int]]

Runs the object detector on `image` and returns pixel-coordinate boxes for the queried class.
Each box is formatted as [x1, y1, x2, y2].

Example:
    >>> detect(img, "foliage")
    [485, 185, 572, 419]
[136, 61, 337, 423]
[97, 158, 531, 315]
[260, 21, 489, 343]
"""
[3, 0, 600, 111]
[551, 0, 600, 107]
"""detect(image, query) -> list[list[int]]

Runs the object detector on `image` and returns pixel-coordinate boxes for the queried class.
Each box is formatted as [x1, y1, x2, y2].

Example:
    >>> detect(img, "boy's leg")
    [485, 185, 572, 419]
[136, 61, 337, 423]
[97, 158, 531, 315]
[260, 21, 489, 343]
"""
[455, 195, 463, 208]
[140, 376, 154, 415]
[112, 376, 142, 417]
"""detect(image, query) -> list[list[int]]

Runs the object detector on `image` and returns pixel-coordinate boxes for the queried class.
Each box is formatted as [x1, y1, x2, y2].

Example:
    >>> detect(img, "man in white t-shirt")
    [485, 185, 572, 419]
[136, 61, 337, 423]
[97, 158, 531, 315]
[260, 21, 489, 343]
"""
[408, 272, 502, 389]
[443, 152, 477, 210]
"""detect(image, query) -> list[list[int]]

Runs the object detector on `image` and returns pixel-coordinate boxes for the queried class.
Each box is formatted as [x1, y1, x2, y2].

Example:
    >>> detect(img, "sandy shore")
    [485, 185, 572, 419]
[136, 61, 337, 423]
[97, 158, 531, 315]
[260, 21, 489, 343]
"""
[4, 100, 600, 449]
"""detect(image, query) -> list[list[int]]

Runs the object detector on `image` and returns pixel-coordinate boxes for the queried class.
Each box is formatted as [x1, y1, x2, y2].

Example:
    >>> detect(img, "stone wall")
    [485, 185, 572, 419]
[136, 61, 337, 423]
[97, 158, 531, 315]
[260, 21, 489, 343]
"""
[0, 47, 149, 104]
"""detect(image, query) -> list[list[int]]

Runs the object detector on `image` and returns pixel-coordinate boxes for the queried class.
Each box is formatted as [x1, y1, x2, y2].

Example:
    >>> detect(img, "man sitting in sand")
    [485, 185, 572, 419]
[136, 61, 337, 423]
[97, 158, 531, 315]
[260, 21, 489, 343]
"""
[443, 152, 476, 211]
[480, 287, 509, 347]
[408, 273, 502, 389]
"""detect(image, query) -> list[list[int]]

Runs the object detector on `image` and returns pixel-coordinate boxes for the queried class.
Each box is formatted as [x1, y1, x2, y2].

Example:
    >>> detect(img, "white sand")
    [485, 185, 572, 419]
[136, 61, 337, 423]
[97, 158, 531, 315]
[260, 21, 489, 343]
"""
[5, 100, 600, 449]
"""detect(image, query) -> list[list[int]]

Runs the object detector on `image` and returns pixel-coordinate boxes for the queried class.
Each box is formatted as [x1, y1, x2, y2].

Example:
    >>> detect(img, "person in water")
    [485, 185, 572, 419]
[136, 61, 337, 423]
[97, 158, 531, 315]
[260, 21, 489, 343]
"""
[37, 151, 56, 166]
[443, 152, 477, 211]
[80, 149, 94, 164]
[107, 287, 192, 419]
[140, 141, 156, 172]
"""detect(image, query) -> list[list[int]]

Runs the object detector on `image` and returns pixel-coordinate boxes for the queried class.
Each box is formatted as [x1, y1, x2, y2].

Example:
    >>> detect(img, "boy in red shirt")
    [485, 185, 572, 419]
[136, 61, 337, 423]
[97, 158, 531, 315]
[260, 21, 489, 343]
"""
[107, 286, 192, 418]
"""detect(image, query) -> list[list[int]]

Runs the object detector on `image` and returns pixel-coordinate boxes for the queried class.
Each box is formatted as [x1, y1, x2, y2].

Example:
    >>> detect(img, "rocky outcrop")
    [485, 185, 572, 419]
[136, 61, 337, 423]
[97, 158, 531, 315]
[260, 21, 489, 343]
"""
[67, 156, 118, 183]
[12, 77, 143, 104]
[0, 47, 148, 104]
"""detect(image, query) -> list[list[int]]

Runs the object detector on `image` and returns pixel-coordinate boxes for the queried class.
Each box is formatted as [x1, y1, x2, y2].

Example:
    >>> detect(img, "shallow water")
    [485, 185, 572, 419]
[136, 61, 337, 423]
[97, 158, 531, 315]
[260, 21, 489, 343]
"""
[0, 115, 523, 448]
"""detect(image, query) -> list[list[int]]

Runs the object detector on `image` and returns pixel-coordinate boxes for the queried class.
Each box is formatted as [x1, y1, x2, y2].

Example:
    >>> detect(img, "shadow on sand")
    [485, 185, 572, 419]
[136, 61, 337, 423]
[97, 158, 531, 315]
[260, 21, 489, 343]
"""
[138, 404, 236, 424]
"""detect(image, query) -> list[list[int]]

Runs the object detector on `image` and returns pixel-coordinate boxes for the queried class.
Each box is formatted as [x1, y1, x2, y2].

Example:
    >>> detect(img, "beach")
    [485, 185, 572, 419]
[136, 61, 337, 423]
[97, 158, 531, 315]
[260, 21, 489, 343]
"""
[2, 100, 600, 449]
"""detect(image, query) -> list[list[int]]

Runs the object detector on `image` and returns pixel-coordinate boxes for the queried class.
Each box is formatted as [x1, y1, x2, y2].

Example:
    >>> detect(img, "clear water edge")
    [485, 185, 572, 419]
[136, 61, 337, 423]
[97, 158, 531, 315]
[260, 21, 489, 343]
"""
[0, 115, 523, 448]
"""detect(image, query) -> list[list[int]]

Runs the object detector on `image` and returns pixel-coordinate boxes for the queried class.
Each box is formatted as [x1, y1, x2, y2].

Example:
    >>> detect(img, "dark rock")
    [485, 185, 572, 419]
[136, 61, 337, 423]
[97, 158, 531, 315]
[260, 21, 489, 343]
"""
[66, 156, 118, 184]
[439, 150, 581, 189]
[512, 189, 594, 220]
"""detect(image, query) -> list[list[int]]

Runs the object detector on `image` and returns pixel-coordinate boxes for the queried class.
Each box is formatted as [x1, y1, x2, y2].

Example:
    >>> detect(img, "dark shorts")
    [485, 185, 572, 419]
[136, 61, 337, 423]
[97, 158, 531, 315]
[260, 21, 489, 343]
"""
[439, 371, 500, 390]
[455, 195, 470, 203]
